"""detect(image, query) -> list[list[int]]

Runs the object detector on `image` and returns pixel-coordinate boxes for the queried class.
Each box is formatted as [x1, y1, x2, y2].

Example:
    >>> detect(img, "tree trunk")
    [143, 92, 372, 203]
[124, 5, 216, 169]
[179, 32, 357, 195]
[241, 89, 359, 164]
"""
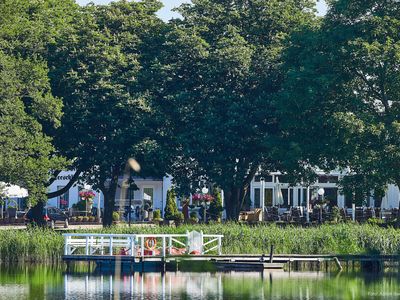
[224, 187, 241, 220]
[102, 190, 115, 227]
[396, 181, 400, 228]
[30, 201, 46, 227]
[101, 166, 120, 227]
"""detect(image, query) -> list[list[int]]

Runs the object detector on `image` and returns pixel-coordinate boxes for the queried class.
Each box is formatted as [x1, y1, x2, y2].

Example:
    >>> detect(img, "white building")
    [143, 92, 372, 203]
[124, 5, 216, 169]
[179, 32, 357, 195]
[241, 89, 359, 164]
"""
[250, 171, 400, 209]
[47, 169, 400, 216]
[47, 171, 174, 216]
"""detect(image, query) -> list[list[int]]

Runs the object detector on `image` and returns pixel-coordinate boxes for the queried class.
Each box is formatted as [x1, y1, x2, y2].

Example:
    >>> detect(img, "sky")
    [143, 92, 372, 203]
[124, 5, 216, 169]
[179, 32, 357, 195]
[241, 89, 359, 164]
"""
[76, 0, 328, 21]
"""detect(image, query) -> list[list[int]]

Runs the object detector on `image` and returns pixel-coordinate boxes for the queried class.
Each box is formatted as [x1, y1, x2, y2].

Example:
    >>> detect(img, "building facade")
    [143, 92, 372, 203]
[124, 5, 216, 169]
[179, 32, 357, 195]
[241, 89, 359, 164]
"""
[47, 171, 174, 216]
[250, 171, 400, 209]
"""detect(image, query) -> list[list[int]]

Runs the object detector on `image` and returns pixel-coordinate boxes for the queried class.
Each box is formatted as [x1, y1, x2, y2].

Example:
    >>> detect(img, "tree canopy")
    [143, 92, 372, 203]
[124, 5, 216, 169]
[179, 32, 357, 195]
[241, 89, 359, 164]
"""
[152, 0, 317, 219]
[278, 0, 400, 200]
[0, 0, 76, 204]
[48, 0, 166, 225]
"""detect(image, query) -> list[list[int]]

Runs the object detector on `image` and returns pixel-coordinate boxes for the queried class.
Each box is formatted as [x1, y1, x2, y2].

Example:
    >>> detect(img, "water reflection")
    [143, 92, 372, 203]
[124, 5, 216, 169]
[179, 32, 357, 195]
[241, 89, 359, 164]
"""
[0, 266, 400, 299]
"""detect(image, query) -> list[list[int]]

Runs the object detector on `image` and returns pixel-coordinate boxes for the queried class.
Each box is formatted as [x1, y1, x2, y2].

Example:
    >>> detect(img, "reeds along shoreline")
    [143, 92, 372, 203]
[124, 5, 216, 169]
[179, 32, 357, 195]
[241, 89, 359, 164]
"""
[0, 223, 399, 262]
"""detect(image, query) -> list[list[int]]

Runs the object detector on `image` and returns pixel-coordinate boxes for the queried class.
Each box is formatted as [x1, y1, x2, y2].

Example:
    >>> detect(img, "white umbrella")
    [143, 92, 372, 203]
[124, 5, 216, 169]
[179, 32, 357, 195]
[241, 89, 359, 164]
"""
[381, 193, 388, 209]
[143, 193, 152, 201]
[3, 184, 28, 198]
[275, 177, 284, 206]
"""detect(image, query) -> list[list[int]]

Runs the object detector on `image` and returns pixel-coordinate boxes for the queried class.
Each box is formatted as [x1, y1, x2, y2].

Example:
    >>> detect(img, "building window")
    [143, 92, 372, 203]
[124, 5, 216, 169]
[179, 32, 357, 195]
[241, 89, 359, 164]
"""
[265, 189, 273, 206]
[143, 187, 154, 209]
[57, 186, 69, 210]
[254, 188, 260, 207]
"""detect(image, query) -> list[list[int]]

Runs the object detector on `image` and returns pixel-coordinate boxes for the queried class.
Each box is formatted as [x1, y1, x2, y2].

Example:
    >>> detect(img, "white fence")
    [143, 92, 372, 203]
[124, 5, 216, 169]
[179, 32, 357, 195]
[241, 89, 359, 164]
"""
[63, 232, 223, 257]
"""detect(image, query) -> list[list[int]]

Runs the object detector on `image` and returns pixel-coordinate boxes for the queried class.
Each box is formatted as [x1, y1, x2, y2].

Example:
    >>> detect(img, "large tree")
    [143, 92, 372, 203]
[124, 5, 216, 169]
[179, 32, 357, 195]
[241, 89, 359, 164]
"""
[278, 0, 400, 202]
[0, 0, 76, 205]
[48, 0, 166, 226]
[153, 0, 316, 219]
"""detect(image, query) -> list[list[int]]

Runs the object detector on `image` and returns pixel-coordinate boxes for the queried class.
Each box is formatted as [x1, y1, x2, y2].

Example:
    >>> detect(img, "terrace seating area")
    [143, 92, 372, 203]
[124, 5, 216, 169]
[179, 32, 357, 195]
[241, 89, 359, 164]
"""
[238, 206, 400, 225]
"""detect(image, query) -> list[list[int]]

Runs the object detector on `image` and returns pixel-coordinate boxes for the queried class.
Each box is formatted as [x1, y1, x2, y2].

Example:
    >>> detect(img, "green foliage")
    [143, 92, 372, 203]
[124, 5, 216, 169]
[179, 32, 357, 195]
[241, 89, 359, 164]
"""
[164, 189, 179, 221]
[154, 0, 317, 219]
[2, 224, 400, 262]
[72, 200, 86, 211]
[278, 0, 400, 195]
[47, 0, 165, 226]
[112, 212, 120, 222]
[209, 188, 223, 221]
[153, 209, 162, 220]
[0, 0, 75, 204]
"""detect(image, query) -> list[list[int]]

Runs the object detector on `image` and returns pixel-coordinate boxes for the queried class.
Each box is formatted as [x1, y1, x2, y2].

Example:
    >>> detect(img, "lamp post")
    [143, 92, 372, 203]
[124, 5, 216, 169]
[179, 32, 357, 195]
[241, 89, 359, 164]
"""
[127, 169, 136, 227]
[317, 187, 325, 223]
[202, 186, 209, 223]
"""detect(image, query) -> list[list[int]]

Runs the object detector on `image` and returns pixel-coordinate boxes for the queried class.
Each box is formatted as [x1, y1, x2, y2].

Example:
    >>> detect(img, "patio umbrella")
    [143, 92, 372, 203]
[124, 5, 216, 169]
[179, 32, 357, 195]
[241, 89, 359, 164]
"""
[275, 178, 284, 207]
[3, 184, 28, 198]
[381, 193, 389, 209]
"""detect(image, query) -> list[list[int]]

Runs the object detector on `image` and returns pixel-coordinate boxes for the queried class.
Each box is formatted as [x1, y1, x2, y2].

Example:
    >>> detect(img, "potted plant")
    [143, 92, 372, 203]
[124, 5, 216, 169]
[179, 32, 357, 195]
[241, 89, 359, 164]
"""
[174, 212, 184, 226]
[112, 211, 120, 224]
[209, 188, 223, 222]
[79, 190, 96, 216]
[164, 188, 178, 226]
[189, 211, 198, 224]
[153, 209, 163, 225]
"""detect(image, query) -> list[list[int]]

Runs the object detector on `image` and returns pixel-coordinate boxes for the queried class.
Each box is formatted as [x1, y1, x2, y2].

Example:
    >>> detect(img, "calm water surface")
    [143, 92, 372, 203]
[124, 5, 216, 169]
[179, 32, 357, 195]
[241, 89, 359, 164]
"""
[0, 265, 399, 299]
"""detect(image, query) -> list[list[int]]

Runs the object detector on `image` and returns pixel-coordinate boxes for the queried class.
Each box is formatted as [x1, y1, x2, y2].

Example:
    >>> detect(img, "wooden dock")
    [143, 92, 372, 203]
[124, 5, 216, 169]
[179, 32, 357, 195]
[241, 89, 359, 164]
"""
[62, 233, 399, 272]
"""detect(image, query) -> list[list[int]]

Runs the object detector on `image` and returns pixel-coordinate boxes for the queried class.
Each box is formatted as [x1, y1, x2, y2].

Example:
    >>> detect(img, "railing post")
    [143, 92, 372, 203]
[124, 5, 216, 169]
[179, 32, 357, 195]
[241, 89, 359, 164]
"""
[110, 236, 113, 255]
[101, 237, 104, 255]
[186, 230, 189, 253]
[64, 235, 69, 255]
[218, 236, 222, 255]
[85, 236, 89, 255]
[141, 236, 144, 257]
[200, 231, 204, 255]
[130, 236, 135, 257]
[162, 236, 166, 258]
[168, 236, 172, 255]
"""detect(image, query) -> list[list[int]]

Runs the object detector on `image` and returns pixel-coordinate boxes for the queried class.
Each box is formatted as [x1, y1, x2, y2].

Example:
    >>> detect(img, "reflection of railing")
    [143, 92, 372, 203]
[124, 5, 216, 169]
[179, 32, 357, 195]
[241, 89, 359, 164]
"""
[63, 232, 223, 257]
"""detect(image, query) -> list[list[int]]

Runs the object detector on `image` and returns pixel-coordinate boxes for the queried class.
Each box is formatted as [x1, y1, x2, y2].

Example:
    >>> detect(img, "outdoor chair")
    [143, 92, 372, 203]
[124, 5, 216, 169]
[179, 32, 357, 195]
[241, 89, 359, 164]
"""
[265, 207, 280, 222]
[290, 207, 304, 223]
[355, 207, 365, 223]
[340, 208, 351, 221]
[375, 208, 381, 219]
[364, 208, 375, 220]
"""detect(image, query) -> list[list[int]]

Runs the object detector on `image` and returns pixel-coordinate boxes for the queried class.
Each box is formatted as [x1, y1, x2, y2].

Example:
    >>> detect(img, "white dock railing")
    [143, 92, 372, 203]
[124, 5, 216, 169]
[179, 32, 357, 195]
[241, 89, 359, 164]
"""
[63, 232, 223, 257]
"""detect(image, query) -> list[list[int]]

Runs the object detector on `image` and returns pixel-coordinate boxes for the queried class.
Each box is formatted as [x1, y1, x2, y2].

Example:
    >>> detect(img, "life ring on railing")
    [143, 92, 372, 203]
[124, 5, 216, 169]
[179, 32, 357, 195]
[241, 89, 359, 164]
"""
[145, 237, 157, 250]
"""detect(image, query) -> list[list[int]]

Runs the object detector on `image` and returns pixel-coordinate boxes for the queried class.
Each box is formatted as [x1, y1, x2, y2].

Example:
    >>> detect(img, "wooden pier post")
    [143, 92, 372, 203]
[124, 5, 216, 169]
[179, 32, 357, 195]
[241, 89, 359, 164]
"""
[269, 245, 274, 263]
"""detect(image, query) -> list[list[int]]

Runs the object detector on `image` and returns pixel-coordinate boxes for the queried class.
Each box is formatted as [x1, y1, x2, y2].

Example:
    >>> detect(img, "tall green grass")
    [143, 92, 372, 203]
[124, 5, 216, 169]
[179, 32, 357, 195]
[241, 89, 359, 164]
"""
[0, 223, 399, 262]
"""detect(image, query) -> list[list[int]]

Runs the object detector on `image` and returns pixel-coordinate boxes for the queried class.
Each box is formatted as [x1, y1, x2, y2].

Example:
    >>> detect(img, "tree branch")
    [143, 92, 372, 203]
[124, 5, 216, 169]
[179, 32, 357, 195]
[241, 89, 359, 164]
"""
[46, 170, 62, 187]
[46, 168, 82, 199]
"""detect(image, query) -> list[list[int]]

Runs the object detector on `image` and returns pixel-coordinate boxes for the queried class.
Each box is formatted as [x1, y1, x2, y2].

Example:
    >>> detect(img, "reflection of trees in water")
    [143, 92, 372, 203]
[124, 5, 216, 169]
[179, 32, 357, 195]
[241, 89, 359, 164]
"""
[1, 267, 400, 299]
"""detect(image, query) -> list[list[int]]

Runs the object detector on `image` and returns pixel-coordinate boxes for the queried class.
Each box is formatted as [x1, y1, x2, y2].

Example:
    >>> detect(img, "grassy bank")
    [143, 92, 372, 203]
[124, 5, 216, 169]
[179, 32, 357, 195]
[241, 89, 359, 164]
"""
[1, 223, 400, 262]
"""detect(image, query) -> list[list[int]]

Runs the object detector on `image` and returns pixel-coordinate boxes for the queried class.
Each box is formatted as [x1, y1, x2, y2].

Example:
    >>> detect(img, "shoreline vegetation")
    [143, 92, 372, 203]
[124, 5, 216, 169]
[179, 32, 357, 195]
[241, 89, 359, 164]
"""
[0, 223, 400, 263]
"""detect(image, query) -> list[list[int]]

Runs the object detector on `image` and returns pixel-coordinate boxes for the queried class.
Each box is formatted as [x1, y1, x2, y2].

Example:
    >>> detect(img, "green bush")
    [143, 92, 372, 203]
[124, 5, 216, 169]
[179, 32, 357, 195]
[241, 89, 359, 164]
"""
[72, 200, 86, 211]
[175, 212, 184, 225]
[112, 212, 120, 222]
[164, 188, 178, 220]
[153, 209, 162, 220]
[209, 188, 224, 221]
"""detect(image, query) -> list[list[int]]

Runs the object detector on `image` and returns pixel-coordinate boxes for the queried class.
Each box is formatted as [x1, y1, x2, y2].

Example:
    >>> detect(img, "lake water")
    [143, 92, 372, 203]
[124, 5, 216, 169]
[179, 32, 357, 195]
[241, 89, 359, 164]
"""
[0, 265, 399, 299]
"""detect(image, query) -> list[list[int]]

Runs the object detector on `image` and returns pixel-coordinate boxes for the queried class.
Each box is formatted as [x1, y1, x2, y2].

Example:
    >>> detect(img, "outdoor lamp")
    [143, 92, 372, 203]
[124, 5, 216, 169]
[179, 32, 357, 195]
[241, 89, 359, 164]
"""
[317, 188, 325, 197]
[201, 187, 209, 194]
